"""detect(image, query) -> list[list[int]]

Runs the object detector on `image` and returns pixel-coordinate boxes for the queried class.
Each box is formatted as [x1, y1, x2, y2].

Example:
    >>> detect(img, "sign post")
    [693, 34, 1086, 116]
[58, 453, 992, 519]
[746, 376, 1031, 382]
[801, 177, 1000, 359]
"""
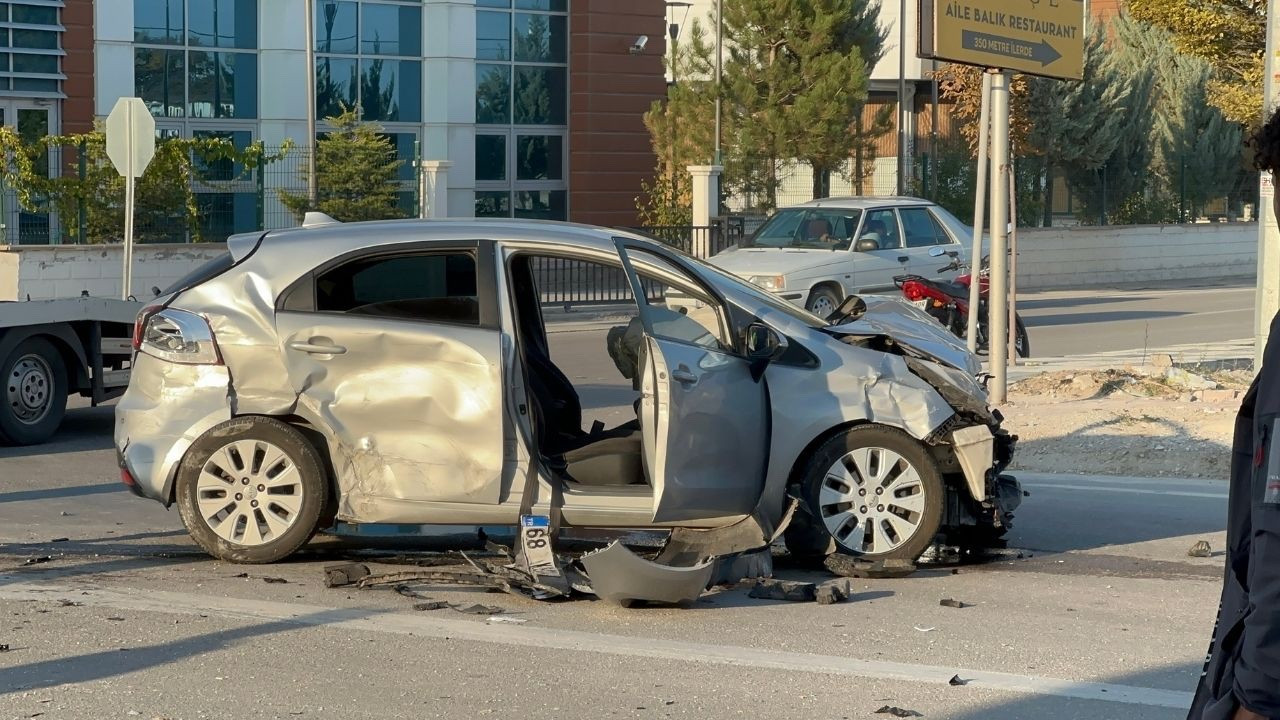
[919, 0, 1084, 403]
[105, 97, 156, 301]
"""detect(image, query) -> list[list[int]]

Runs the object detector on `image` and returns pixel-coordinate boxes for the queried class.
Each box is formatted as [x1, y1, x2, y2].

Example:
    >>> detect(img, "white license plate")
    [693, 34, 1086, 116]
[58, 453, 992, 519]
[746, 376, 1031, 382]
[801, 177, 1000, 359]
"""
[911, 298, 930, 310]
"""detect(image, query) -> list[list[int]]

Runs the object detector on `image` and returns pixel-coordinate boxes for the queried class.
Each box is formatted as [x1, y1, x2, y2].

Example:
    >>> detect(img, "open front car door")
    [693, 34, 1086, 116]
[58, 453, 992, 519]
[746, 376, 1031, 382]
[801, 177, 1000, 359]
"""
[614, 238, 772, 523]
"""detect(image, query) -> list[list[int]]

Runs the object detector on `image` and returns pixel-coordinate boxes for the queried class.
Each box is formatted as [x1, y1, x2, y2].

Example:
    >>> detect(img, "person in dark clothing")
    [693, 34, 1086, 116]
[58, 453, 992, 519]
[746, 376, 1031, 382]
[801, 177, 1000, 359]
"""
[1189, 111, 1280, 720]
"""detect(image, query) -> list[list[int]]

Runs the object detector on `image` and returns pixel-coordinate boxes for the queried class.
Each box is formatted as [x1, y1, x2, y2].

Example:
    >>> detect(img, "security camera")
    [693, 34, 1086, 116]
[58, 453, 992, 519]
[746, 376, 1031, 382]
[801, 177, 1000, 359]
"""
[629, 35, 648, 54]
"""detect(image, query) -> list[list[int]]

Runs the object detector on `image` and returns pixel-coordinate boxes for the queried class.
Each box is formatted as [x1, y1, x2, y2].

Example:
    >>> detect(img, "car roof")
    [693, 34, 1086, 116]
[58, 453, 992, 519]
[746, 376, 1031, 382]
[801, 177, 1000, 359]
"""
[253, 217, 663, 259]
[782, 196, 935, 210]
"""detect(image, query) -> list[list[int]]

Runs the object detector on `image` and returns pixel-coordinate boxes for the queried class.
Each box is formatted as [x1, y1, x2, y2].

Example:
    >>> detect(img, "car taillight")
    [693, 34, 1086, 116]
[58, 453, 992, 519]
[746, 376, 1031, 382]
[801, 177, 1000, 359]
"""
[137, 308, 221, 365]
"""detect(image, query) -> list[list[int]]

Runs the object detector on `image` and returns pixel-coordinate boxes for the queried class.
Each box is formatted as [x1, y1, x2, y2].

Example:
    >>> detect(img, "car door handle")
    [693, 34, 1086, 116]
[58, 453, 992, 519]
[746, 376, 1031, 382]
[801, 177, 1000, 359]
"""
[671, 368, 698, 386]
[898, 255, 910, 263]
[288, 341, 347, 355]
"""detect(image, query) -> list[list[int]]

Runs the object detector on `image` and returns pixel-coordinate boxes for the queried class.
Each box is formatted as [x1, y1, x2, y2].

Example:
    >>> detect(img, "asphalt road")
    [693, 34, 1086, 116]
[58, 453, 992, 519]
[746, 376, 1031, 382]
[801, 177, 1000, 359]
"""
[1015, 281, 1254, 359]
[0, 397, 1229, 719]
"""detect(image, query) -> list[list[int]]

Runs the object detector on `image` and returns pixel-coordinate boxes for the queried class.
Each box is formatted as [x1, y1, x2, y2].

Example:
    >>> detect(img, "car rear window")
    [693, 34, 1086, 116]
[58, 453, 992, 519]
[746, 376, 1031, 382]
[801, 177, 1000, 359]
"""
[160, 252, 234, 297]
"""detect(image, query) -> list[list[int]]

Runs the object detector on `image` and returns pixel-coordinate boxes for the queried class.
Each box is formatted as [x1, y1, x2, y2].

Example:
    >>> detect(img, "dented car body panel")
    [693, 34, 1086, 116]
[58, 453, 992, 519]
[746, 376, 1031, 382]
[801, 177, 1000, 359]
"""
[115, 218, 1017, 553]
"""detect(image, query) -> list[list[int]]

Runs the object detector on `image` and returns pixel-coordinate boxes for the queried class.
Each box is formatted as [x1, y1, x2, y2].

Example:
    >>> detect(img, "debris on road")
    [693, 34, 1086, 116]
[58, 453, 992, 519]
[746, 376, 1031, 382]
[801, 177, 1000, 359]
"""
[412, 601, 448, 611]
[452, 603, 504, 615]
[816, 581, 850, 605]
[875, 705, 923, 717]
[582, 541, 714, 607]
[1188, 540, 1212, 558]
[323, 562, 371, 588]
[57, 599, 82, 607]
[939, 598, 970, 609]
[0, 643, 9, 652]
[948, 675, 969, 686]
[913, 626, 936, 633]
[262, 577, 288, 584]
[825, 555, 916, 579]
[22, 556, 53, 566]
[748, 579, 816, 602]
[49, 538, 68, 543]
[106, 617, 125, 622]
[486, 616, 527, 625]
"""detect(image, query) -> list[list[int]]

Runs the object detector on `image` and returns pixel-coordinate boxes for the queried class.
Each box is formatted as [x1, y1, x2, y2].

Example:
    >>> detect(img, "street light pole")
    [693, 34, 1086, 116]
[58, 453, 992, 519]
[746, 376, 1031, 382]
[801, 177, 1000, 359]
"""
[304, 0, 318, 207]
[714, 0, 722, 167]
[896, 0, 907, 196]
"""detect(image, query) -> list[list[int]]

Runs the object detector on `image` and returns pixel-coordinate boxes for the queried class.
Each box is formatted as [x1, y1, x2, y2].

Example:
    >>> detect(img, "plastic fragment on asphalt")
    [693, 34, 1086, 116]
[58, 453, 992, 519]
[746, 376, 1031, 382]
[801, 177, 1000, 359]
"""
[262, 577, 288, 584]
[0, 644, 8, 652]
[913, 626, 936, 633]
[949, 675, 969, 686]
[1188, 540, 1212, 558]
[824, 554, 916, 579]
[939, 598, 969, 609]
[323, 563, 371, 588]
[451, 603, 504, 615]
[875, 706, 923, 717]
[412, 601, 448, 611]
[580, 541, 714, 607]
[486, 616, 527, 624]
[22, 556, 53, 566]
[748, 579, 816, 602]
[816, 581, 850, 605]
[49, 538, 68, 543]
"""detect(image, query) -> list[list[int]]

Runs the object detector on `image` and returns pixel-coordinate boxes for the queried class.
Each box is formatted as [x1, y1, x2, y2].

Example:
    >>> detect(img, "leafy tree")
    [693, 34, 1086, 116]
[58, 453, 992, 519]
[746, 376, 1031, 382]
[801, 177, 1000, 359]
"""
[280, 106, 406, 222]
[637, 20, 716, 226]
[1128, 0, 1265, 127]
[720, 0, 879, 210]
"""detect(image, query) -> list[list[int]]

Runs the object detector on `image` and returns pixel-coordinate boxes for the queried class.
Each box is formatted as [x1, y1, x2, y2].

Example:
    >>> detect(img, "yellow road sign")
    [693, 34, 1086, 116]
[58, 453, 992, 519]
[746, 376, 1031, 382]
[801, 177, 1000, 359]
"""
[919, 0, 1086, 80]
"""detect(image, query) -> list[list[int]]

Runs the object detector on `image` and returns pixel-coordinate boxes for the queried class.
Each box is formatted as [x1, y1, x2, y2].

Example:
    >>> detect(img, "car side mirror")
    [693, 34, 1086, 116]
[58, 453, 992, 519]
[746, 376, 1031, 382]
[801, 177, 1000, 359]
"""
[854, 238, 879, 253]
[928, 246, 946, 257]
[744, 322, 786, 361]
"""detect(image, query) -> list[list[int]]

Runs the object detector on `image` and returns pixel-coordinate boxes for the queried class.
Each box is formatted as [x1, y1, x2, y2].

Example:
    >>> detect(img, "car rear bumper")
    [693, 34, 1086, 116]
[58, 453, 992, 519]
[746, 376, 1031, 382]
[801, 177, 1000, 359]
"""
[114, 353, 234, 505]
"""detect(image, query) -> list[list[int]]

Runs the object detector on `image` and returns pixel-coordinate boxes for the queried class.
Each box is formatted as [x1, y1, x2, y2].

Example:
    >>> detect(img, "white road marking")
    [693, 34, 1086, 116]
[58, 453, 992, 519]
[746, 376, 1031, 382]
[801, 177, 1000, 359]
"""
[0, 579, 1193, 710]
[1027, 482, 1228, 500]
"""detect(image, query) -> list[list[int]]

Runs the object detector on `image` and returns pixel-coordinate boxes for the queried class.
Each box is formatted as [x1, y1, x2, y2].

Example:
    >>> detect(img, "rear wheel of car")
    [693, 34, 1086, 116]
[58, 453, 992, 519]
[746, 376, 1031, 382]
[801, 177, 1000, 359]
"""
[0, 337, 68, 446]
[788, 425, 944, 562]
[805, 287, 840, 319]
[176, 416, 327, 564]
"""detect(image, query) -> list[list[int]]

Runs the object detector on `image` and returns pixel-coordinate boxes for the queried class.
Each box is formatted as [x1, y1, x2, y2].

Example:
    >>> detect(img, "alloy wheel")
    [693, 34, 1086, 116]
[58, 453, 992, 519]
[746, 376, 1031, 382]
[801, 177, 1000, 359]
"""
[195, 439, 306, 546]
[817, 446, 927, 555]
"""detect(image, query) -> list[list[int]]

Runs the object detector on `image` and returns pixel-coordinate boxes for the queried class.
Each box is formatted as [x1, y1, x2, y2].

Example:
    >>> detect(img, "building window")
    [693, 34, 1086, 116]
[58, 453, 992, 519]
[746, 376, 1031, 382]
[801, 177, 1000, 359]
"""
[134, 0, 259, 120]
[314, 0, 422, 123]
[0, 3, 64, 96]
[474, 0, 568, 220]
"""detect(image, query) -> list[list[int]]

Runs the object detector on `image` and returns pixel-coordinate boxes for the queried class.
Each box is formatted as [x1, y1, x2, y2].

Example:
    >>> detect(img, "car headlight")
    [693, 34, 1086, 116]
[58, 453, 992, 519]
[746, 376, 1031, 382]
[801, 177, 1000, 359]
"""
[748, 275, 785, 291]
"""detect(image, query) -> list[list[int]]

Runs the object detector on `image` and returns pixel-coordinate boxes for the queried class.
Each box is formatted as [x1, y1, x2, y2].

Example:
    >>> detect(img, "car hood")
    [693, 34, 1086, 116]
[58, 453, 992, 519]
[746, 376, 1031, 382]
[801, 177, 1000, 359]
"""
[826, 295, 981, 376]
[709, 246, 848, 278]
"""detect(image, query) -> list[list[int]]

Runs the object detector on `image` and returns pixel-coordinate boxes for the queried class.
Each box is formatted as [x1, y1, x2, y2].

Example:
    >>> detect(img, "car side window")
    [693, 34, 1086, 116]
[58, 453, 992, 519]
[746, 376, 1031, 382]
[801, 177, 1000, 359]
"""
[626, 249, 732, 352]
[901, 207, 947, 247]
[314, 252, 480, 325]
[860, 209, 901, 250]
[926, 209, 957, 244]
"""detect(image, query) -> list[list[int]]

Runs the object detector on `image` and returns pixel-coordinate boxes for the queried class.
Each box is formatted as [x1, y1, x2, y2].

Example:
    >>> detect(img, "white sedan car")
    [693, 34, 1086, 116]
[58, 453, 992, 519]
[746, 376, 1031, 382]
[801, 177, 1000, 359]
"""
[692, 197, 973, 318]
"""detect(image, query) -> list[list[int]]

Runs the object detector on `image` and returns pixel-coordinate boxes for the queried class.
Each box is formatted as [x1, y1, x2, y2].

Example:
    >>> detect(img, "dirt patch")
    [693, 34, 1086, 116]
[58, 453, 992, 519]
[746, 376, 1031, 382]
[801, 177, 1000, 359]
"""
[1002, 368, 1248, 479]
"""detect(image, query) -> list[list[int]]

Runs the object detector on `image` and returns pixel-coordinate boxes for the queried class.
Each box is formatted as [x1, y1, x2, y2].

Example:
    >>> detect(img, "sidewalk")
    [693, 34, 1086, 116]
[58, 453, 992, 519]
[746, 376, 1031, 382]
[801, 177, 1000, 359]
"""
[1002, 338, 1254, 381]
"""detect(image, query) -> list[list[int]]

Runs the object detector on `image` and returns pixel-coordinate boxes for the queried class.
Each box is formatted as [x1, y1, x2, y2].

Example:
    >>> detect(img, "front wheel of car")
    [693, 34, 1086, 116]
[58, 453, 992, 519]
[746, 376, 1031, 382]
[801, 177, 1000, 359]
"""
[788, 425, 944, 562]
[176, 416, 327, 564]
[805, 287, 840, 319]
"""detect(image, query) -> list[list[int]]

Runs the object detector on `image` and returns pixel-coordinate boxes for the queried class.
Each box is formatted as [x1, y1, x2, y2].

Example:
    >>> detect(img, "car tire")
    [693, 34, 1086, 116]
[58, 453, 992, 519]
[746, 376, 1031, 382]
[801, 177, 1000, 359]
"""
[1014, 315, 1031, 358]
[0, 337, 68, 446]
[176, 416, 328, 564]
[791, 424, 944, 562]
[805, 287, 840, 319]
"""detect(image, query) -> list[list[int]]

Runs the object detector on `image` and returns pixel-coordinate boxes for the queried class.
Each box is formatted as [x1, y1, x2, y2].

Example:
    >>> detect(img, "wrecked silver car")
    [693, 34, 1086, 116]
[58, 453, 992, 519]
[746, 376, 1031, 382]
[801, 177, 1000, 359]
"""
[115, 217, 1019, 566]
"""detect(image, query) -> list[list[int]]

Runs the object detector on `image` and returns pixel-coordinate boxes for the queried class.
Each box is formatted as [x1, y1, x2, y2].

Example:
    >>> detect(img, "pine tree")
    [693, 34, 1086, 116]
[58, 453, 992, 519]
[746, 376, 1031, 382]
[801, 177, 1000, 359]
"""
[280, 107, 406, 223]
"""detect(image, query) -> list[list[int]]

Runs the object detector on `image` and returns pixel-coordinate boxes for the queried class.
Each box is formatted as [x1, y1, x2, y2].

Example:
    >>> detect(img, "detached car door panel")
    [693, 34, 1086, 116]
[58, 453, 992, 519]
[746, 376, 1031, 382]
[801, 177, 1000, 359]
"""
[616, 240, 770, 522]
[273, 245, 506, 506]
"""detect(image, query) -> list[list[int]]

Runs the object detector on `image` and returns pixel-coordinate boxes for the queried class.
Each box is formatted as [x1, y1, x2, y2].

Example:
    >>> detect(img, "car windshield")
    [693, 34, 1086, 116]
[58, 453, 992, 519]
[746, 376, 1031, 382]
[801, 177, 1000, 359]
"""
[749, 209, 862, 251]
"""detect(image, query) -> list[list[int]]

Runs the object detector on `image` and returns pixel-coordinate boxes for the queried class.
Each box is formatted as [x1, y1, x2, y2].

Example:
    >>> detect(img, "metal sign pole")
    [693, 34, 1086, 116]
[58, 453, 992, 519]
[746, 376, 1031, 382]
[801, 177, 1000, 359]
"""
[988, 70, 1011, 403]
[304, 0, 318, 207]
[1007, 162, 1019, 366]
[966, 71, 993, 354]
[122, 104, 136, 301]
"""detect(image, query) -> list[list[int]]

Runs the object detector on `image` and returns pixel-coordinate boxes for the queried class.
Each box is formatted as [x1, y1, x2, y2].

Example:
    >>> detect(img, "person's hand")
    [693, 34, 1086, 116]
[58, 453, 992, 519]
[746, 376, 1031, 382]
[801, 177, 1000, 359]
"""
[1233, 706, 1267, 720]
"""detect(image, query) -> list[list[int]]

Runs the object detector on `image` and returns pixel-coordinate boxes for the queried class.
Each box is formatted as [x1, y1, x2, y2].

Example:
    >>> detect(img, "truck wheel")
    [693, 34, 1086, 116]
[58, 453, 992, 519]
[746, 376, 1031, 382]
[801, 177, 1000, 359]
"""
[791, 425, 944, 562]
[176, 416, 327, 564]
[0, 337, 68, 446]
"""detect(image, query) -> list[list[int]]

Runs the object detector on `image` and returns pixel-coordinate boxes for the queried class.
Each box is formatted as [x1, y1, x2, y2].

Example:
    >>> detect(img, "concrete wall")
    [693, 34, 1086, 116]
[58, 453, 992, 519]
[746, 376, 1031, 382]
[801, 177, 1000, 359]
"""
[0, 244, 228, 302]
[0, 222, 1260, 301]
[1014, 222, 1257, 291]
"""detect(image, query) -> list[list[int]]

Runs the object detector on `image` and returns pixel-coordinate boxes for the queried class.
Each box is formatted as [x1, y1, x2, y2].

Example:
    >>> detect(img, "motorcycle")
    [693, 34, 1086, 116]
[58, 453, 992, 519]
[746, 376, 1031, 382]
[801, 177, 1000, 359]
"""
[892, 246, 1031, 358]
